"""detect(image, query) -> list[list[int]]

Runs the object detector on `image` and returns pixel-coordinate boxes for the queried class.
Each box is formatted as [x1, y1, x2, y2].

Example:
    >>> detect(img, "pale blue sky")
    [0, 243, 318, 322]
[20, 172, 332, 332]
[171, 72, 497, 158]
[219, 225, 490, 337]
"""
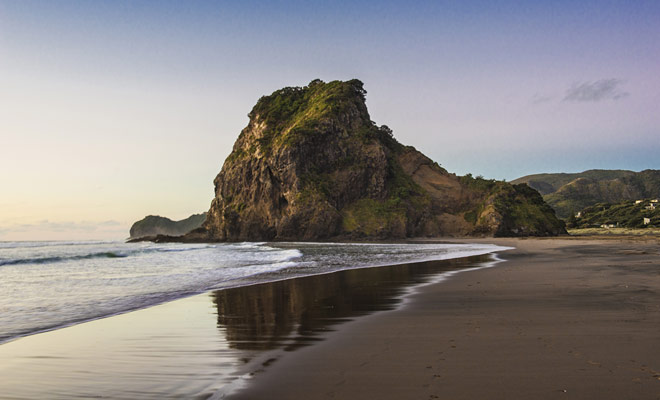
[1, 1, 659, 240]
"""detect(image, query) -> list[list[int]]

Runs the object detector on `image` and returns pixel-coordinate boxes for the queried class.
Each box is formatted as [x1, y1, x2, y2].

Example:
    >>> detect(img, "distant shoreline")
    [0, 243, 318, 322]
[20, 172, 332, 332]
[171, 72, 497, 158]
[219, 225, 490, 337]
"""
[568, 227, 660, 236]
[0, 243, 504, 398]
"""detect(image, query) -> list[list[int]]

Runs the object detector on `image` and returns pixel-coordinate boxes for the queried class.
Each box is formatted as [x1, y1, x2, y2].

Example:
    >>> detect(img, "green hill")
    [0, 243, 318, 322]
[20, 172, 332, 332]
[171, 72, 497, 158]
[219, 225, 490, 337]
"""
[567, 199, 660, 229]
[512, 169, 660, 219]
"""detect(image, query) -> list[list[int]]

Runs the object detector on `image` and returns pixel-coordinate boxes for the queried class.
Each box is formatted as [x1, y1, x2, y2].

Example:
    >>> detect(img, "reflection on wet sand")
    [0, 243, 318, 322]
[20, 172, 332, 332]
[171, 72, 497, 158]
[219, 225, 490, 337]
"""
[0, 254, 491, 399]
[213, 255, 490, 352]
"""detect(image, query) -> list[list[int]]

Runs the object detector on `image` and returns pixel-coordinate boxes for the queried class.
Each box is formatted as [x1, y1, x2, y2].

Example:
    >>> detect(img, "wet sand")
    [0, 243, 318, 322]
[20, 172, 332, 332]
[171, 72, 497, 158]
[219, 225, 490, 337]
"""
[1, 238, 658, 399]
[230, 238, 660, 399]
[0, 251, 491, 399]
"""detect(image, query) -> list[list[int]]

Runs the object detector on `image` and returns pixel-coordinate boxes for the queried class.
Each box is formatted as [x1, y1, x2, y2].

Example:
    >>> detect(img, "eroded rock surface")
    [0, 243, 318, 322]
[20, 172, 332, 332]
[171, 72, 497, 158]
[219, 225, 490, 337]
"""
[186, 79, 565, 241]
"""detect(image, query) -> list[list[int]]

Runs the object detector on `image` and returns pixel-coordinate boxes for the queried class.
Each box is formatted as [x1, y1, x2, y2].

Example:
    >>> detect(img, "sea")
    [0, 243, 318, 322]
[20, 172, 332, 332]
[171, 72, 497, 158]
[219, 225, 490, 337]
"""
[0, 240, 508, 344]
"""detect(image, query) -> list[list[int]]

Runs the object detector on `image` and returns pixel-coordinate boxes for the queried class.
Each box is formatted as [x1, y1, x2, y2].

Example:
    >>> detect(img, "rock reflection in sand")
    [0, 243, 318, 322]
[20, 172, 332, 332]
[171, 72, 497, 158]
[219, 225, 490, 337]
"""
[213, 255, 490, 352]
[0, 255, 490, 399]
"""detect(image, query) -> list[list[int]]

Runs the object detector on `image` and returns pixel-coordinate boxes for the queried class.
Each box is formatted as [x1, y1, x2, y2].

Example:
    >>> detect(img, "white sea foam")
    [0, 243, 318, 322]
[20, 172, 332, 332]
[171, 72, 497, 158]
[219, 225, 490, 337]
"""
[0, 240, 509, 343]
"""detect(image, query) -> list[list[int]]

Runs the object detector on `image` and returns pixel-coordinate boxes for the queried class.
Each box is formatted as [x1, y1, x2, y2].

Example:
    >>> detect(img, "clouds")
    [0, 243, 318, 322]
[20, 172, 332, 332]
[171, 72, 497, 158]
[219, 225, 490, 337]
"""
[563, 79, 629, 102]
[531, 78, 630, 105]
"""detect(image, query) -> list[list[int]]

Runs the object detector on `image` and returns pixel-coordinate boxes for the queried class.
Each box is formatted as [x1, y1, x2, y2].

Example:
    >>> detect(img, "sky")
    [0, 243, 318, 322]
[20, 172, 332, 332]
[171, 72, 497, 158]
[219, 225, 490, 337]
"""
[1, 0, 659, 240]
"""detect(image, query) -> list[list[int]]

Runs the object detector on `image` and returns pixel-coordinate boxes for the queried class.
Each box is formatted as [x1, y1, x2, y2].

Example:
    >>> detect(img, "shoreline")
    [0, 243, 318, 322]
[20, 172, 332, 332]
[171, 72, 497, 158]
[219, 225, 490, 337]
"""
[0, 245, 499, 399]
[1, 237, 658, 398]
[229, 237, 660, 399]
[213, 253, 503, 397]
[0, 241, 504, 346]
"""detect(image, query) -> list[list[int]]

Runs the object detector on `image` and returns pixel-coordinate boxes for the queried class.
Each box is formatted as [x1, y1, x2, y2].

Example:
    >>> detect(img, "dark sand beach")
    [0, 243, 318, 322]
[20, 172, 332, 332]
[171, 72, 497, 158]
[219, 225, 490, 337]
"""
[231, 237, 660, 400]
[0, 250, 493, 399]
[1, 238, 659, 399]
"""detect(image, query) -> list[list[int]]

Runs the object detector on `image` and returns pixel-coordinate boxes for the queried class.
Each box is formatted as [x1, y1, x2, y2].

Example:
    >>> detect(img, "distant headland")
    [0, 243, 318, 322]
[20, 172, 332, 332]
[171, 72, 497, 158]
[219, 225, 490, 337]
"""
[128, 213, 206, 241]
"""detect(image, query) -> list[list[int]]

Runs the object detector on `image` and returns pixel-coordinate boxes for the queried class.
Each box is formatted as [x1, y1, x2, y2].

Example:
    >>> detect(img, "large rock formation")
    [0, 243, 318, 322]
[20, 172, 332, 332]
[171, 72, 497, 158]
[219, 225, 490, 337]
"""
[186, 79, 565, 241]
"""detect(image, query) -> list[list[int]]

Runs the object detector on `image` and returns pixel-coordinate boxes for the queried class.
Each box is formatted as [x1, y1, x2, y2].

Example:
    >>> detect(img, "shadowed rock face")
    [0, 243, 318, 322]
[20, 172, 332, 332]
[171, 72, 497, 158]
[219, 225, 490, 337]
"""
[187, 79, 565, 241]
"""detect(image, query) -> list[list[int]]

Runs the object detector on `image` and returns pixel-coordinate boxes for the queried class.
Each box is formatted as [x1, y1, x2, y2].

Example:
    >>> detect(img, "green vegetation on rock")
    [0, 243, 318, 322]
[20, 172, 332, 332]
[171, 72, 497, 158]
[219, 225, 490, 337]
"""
[459, 173, 499, 192]
[341, 198, 407, 237]
[491, 184, 567, 236]
[247, 79, 370, 155]
[184, 79, 565, 241]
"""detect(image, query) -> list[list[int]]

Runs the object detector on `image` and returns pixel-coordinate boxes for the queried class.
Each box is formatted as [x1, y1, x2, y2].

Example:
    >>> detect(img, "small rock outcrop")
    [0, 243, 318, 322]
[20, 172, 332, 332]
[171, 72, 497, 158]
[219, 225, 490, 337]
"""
[185, 79, 565, 241]
[129, 213, 206, 240]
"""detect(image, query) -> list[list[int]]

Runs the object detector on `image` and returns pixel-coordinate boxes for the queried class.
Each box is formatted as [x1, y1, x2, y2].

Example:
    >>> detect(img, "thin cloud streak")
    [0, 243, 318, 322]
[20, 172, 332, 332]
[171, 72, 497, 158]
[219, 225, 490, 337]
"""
[531, 93, 553, 105]
[563, 79, 629, 102]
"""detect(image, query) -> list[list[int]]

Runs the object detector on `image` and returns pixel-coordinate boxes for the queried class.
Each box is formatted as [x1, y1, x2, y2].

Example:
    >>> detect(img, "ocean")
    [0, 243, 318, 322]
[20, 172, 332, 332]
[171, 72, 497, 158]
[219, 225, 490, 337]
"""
[0, 240, 508, 344]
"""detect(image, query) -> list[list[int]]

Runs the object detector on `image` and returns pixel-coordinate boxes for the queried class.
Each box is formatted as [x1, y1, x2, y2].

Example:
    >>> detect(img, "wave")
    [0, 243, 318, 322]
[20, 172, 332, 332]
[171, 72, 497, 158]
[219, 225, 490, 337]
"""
[0, 240, 116, 249]
[0, 244, 217, 267]
[157, 245, 216, 253]
[279, 249, 303, 262]
[0, 251, 129, 266]
[0, 241, 510, 345]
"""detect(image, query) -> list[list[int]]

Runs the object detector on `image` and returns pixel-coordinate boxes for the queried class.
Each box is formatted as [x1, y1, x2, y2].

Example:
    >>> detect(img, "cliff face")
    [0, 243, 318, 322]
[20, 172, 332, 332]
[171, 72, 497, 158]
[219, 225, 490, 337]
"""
[188, 79, 565, 241]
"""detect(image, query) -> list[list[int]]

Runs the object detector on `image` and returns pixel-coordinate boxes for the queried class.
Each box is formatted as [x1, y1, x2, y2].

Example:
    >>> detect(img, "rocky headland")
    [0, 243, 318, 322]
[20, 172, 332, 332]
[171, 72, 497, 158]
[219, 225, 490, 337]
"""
[173, 79, 565, 242]
[129, 213, 206, 240]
